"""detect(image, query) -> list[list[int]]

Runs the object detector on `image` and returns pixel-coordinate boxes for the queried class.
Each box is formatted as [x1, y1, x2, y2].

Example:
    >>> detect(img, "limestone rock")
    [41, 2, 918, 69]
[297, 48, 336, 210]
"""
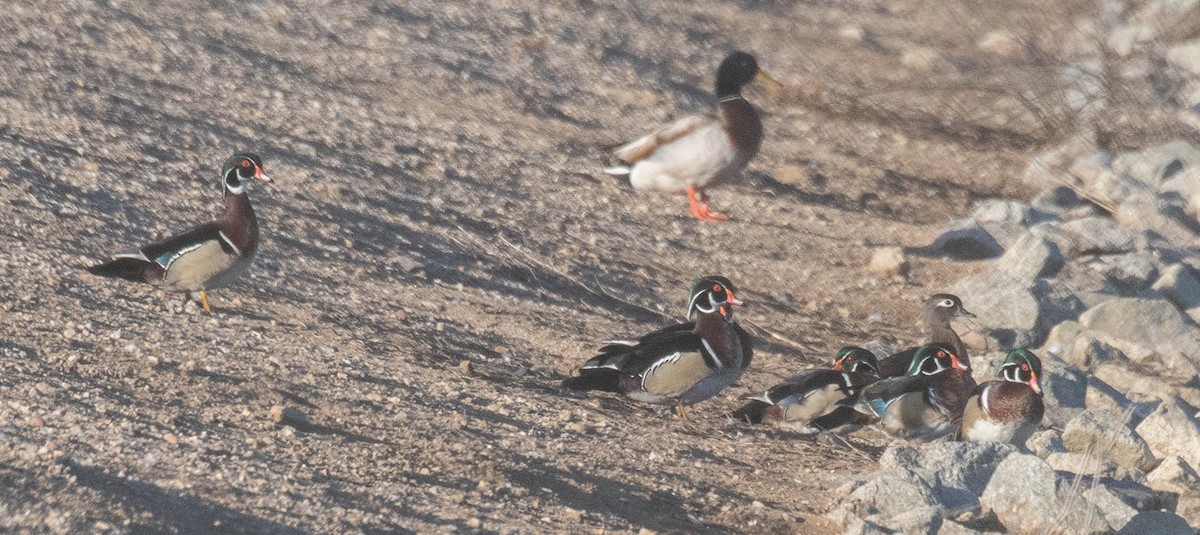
[1111, 140, 1200, 188]
[950, 272, 1042, 349]
[1151, 263, 1200, 324]
[980, 453, 1119, 534]
[1145, 455, 1200, 494]
[1039, 356, 1087, 426]
[1026, 429, 1067, 459]
[994, 232, 1064, 280]
[1135, 396, 1200, 471]
[868, 247, 908, 278]
[1079, 297, 1200, 370]
[1031, 218, 1140, 257]
[1062, 410, 1157, 471]
[932, 219, 1004, 259]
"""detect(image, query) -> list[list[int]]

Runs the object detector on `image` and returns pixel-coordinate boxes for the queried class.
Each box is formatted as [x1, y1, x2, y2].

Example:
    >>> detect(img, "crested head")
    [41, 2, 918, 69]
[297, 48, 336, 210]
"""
[925, 293, 975, 323]
[833, 346, 879, 374]
[220, 152, 271, 195]
[686, 275, 742, 321]
[906, 343, 967, 376]
[1001, 348, 1043, 395]
[714, 51, 760, 98]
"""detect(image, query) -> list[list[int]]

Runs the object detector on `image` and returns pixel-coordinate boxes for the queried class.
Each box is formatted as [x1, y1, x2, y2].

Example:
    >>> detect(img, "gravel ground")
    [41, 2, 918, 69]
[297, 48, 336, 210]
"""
[0, 0, 1105, 533]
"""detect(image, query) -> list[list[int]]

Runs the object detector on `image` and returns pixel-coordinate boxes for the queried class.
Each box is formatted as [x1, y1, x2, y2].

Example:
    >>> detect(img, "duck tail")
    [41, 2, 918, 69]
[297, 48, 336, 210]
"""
[85, 256, 162, 283]
[561, 368, 623, 392]
[731, 400, 769, 424]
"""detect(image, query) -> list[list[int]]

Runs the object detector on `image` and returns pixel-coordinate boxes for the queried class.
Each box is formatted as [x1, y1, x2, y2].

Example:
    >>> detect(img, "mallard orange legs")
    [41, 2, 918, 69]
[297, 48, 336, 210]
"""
[686, 185, 728, 222]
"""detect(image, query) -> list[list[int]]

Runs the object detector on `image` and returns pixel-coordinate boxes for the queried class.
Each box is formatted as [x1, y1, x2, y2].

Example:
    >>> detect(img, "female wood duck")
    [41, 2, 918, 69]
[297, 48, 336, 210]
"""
[733, 347, 880, 432]
[877, 294, 975, 378]
[604, 51, 777, 221]
[562, 276, 753, 417]
[852, 343, 971, 440]
[958, 349, 1044, 446]
[85, 153, 271, 313]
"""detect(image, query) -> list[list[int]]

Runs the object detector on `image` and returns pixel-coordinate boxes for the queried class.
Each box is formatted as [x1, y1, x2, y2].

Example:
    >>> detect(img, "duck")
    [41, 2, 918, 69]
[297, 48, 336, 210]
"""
[562, 276, 753, 417]
[604, 51, 776, 221]
[876, 294, 975, 377]
[85, 152, 271, 313]
[733, 346, 880, 432]
[852, 343, 971, 440]
[958, 349, 1044, 446]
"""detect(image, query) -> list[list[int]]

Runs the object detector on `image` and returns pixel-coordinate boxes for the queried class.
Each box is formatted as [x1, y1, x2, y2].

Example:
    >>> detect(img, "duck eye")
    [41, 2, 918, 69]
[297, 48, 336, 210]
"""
[1021, 364, 1029, 371]
[940, 299, 954, 307]
[937, 350, 945, 358]
[712, 284, 722, 292]
[241, 159, 252, 168]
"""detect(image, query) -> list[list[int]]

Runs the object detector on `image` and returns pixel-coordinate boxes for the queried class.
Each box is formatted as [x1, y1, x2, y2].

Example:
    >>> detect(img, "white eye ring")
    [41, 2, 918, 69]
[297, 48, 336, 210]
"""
[939, 299, 955, 308]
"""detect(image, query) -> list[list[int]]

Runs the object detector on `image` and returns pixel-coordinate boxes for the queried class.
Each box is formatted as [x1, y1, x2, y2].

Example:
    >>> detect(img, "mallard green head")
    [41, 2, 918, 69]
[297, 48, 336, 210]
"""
[714, 51, 777, 98]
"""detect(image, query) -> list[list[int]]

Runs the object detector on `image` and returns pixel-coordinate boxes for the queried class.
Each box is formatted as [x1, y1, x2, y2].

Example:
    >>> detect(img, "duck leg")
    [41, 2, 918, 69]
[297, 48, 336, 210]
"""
[686, 185, 728, 222]
[675, 402, 689, 419]
[199, 291, 212, 313]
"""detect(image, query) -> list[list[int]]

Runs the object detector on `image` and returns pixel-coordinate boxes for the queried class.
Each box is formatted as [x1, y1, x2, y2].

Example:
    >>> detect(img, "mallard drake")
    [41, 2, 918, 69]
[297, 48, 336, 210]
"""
[733, 347, 880, 432]
[852, 343, 971, 440]
[562, 276, 753, 417]
[604, 51, 776, 221]
[877, 294, 975, 377]
[86, 152, 271, 312]
[958, 349, 1044, 446]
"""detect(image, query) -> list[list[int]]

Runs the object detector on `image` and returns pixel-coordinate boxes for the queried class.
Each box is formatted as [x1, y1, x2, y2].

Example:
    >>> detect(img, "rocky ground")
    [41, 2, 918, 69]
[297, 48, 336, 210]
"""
[2, 0, 1199, 533]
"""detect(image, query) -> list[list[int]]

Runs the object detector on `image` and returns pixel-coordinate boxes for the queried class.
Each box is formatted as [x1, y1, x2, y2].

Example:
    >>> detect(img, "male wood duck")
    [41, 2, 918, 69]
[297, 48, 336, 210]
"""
[733, 347, 880, 432]
[852, 343, 971, 440]
[958, 349, 1044, 446]
[562, 276, 753, 417]
[877, 294, 975, 378]
[85, 152, 271, 313]
[604, 51, 777, 221]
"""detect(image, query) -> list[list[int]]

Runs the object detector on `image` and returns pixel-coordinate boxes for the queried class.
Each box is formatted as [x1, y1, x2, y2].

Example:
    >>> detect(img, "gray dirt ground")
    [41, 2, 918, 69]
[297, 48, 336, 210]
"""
[0, 0, 1120, 533]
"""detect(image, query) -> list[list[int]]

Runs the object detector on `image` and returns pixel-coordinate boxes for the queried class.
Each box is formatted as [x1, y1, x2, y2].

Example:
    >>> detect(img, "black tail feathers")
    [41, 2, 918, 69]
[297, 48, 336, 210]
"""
[85, 257, 158, 283]
[561, 368, 623, 393]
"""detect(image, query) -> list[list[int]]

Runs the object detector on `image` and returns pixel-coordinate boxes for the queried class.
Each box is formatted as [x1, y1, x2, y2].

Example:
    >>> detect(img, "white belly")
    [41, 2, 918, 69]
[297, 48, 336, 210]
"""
[628, 123, 740, 192]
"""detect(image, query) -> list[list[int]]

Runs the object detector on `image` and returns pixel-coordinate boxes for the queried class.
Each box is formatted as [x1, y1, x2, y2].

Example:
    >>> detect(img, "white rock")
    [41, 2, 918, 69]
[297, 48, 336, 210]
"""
[1145, 455, 1200, 494]
[1061, 409, 1157, 471]
[1151, 263, 1200, 324]
[977, 31, 1024, 58]
[1135, 396, 1200, 471]
[995, 232, 1064, 280]
[980, 453, 1119, 534]
[1167, 41, 1200, 76]
[1079, 298, 1200, 371]
[868, 247, 908, 278]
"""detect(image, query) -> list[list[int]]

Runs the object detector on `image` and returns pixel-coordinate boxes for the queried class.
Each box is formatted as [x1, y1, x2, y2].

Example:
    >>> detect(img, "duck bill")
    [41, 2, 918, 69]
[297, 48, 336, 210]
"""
[726, 290, 744, 307]
[254, 167, 273, 183]
[756, 70, 782, 89]
[957, 308, 976, 319]
[832, 358, 845, 372]
[1029, 372, 1041, 395]
[950, 354, 968, 371]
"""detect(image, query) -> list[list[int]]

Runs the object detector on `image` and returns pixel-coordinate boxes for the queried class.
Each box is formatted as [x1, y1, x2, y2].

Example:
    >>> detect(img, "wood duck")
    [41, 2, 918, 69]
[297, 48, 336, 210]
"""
[562, 276, 753, 417]
[877, 294, 975, 377]
[958, 349, 1044, 446]
[852, 343, 972, 440]
[604, 51, 777, 221]
[733, 347, 880, 432]
[85, 153, 271, 313]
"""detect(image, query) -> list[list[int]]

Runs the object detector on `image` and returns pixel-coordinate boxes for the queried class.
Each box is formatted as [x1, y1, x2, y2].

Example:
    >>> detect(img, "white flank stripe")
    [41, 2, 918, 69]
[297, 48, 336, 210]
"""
[219, 230, 242, 256]
[700, 339, 722, 368]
